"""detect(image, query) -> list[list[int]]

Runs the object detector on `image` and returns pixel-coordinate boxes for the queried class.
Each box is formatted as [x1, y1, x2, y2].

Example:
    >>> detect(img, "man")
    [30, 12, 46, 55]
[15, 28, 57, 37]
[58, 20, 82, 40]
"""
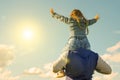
[53, 48, 112, 80]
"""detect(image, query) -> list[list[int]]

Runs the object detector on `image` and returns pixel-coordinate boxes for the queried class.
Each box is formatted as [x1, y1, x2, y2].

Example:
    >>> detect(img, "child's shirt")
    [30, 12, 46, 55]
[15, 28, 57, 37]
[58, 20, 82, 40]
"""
[52, 12, 97, 37]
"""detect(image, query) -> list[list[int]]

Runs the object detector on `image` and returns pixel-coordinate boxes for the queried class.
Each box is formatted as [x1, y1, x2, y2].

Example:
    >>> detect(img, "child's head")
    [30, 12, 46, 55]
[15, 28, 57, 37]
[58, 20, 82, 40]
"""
[70, 9, 86, 22]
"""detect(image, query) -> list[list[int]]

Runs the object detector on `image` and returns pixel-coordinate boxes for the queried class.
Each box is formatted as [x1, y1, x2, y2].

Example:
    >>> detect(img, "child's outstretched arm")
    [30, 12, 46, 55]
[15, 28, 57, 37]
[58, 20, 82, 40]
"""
[50, 8, 71, 24]
[87, 14, 100, 26]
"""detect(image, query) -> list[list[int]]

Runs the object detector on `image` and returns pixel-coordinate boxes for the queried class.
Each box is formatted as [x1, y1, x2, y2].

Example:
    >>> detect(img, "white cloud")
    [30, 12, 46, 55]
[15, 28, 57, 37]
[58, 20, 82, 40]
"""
[23, 67, 42, 75]
[101, 41, 120, 63]
[22, 63, 56, 78]
[101, 53, 120, 62]
[0, 70, 20, 80]
[40, 63, 56, 78]
[107, 41, 120, 52]
[0, 45, 15, 70]
[43, 63, 53, 71]
[93, 72, 118, 80]
[22, 63, 64, 79]
[104, 72, 118, 80]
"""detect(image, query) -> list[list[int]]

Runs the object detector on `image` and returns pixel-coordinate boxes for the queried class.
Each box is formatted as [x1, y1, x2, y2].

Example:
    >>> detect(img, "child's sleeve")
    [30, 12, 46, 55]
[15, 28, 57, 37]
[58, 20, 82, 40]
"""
[51, 12, 71, 24]
[87, 19, 97, 26]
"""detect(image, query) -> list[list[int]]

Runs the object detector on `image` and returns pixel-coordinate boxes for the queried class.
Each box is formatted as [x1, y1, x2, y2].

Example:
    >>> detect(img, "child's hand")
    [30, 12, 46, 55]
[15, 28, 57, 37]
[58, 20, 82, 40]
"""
[94, 14, 100, 20]
[50, 8, 54, 14]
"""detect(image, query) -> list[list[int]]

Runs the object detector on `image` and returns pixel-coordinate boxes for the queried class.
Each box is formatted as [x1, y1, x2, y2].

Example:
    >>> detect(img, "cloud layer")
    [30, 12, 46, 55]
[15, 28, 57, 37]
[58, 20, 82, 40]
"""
[93, 72, 118, 80]
[0, 41, 120, 80]
[102, 53, 120, 62]
[21, 41, 120, 80]
[101, 41, 120, 63]
[23, 67, 42, 75]
[22, 63, 56, 78]
[0, 70, 20, 80]
[107, 41, 120, 52]
[0, 45, 15, 70]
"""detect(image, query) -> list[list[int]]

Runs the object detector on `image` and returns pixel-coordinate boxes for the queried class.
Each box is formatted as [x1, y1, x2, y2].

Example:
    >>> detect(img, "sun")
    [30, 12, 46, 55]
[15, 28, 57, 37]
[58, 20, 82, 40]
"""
[22, 28, 34, 40]
[14, 19, 46, 48]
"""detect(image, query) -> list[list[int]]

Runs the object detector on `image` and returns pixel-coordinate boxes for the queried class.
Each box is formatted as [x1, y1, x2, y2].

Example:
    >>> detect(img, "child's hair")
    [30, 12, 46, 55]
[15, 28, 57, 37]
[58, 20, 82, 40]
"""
[70, 9, 87, 22]
[70, 9, 89, 34]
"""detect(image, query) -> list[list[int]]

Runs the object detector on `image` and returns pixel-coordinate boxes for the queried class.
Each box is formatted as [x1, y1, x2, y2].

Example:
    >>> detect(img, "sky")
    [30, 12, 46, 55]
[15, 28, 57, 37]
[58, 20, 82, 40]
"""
[0, 0, 120, 80]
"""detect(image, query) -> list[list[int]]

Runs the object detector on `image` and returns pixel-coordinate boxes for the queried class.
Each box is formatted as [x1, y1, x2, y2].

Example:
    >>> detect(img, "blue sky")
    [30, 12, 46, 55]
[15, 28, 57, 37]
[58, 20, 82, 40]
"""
[0, 0, 120, 80]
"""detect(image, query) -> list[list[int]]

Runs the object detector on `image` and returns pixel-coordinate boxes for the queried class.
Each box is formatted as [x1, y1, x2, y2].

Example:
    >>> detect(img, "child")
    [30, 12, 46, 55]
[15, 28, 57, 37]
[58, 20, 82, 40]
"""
[50, 8, 99, 78]
[50, 8, 99, 50]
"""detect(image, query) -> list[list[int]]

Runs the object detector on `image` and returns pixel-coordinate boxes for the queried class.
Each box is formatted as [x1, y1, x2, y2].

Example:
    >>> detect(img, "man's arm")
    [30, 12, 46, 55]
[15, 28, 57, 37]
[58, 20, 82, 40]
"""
[95, 56, 112, 74]
[53, 51, 68, 73]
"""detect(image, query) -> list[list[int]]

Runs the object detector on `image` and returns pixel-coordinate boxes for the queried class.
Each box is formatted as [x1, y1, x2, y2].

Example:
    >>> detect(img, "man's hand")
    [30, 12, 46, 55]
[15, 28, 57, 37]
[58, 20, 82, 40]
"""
[55, 70, 65, 78]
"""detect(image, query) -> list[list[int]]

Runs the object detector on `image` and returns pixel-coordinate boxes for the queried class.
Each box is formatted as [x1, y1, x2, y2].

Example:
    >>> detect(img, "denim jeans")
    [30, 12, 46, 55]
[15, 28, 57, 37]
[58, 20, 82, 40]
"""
[62, 36, 90, 52]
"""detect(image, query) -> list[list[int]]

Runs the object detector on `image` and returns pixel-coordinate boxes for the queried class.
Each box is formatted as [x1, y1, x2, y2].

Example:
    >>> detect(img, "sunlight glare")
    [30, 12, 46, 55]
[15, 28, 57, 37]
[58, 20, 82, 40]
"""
[22, 28, 34, 40]
[14, 19, 47, 49]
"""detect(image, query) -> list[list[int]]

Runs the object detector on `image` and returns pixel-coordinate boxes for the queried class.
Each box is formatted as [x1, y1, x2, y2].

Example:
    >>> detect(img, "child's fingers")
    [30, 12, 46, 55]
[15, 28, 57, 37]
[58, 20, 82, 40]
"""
[50, 8, 54, 14]
[94, 14, 100, 20]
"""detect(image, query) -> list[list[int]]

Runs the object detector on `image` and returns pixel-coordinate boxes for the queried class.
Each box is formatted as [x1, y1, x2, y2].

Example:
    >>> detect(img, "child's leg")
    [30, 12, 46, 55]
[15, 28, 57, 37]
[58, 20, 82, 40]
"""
[96, 56, 112, 74]
[84, 38, 91, 50]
